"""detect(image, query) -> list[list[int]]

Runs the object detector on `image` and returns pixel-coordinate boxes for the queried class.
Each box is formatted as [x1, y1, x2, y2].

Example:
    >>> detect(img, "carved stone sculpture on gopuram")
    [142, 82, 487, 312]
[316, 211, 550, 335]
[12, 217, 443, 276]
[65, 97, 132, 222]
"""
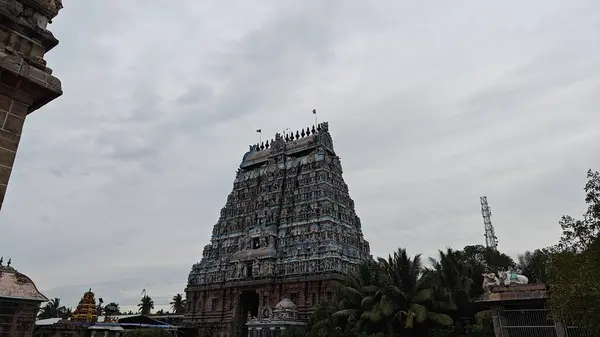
[184, 122, 371, 337]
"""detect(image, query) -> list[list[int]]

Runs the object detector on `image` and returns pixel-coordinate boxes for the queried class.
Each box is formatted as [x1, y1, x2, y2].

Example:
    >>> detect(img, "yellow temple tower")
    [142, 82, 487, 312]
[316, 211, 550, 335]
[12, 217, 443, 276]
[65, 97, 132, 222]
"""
[70, 289, 98, 323]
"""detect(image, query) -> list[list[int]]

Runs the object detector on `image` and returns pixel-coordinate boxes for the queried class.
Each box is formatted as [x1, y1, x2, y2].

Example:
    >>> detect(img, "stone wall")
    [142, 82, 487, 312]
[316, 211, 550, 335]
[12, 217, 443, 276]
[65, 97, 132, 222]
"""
[0, 0, 63, 210]
[0, 299, 40, 337]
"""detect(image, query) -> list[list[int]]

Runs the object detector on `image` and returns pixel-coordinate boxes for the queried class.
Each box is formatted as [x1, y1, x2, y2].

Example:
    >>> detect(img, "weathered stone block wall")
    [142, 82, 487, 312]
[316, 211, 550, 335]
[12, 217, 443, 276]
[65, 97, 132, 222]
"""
[0, 299, 39, 337]
[0, 0, 63, 210]
[0, 90, 28, 209]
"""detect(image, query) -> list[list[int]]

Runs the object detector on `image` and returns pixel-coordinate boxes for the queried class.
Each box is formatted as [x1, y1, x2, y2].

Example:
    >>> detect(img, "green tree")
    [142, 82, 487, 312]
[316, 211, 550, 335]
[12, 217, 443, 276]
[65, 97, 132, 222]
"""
[428, 248, 475, 331]
[517, 249, 550, 283]
[549, 169, 600, 334]
[37, 298, 67, 319]
[138, 295, 154, 315]
[550, 238, 600, 334]
[332, 261, 381, 335]
[169, 293, 186, 313]
[103, 302, 121, 316]
[61, 307, 73, 319]
[306, 302, 344, 337]
[96, 297, 104, 316]
[453, 245, 516, 299]
[555, 169, 600, 253]
[363, 248, 454, 336]
[469, 310, 494, 337]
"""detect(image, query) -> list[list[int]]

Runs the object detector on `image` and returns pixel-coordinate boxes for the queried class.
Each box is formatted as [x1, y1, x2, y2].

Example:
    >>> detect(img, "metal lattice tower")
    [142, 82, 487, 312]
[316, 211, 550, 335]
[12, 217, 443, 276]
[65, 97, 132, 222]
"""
[480, 196, 498, 250]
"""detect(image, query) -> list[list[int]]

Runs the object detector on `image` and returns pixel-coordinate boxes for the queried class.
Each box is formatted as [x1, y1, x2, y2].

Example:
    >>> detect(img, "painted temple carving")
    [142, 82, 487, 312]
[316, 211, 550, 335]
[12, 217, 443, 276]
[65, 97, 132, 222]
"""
[184, 122, 371, 337]
[70, 289, 98, 323]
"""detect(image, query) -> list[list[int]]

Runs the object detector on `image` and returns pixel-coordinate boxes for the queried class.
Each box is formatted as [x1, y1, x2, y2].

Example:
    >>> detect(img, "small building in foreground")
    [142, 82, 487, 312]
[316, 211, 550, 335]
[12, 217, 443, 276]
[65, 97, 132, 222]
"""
[477, 283, 596, 337]
[245, 299, 306, 337]
[35, 315, 178, 337]
[0, 259, 49, 337]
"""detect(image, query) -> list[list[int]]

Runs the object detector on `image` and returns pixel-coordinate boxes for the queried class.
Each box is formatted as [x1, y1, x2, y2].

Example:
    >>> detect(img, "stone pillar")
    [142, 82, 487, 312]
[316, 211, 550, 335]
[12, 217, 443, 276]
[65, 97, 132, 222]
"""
[489, 306, 502, 337]
[0, 0, 63, 211]
[555, 321, 567, 337]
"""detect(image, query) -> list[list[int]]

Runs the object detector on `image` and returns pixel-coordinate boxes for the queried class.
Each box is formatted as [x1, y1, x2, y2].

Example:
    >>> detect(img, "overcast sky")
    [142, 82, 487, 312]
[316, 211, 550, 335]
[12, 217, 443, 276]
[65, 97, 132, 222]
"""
[1, 0, 599, 312]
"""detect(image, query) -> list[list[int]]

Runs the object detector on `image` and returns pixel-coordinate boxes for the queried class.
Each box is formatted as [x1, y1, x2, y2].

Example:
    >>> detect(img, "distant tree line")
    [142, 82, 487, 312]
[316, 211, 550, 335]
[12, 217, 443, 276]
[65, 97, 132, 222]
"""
[37, 293, 186, 319]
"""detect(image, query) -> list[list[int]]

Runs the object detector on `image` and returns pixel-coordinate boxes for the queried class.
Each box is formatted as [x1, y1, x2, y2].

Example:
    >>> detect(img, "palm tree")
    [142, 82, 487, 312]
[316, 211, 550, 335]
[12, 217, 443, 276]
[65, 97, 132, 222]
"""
[307, 302, 345, 337]
[37, 298, 67, 319]
[96, 298, 104, 316]
[103, 302, 121, 316]
[331, 261, 381, 334]
[138, 295, 154, 315]
[364, 248, 454, 336]
[170, 294, 186, 314]
[428, 248, 476, 334]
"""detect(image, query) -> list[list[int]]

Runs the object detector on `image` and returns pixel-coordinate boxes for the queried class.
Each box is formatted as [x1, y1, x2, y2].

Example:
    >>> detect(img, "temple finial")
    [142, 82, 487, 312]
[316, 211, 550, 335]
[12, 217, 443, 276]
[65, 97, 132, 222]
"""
[6, 258, 10, 267]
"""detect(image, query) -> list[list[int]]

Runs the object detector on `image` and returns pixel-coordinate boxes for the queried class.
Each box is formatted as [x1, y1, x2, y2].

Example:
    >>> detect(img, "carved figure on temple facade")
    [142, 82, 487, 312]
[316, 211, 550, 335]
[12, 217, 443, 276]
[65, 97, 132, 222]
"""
[260, 304, 273, 319]
[258, 235, 266, 248]
[235, 262, 245, 278]
[262, 261, 274, 276]
[252, 259, 260, 276]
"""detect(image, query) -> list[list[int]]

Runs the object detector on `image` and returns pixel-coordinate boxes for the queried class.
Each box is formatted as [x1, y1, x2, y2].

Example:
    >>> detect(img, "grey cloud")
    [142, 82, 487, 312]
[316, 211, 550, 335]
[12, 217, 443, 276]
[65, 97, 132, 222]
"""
[1, 0, 600, 310]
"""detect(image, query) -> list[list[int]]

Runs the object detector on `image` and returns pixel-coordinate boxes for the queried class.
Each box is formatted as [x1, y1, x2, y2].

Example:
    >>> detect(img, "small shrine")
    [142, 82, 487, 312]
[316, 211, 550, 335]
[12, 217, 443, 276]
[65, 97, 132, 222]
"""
[70, 289, 98, 323]
[0, 257, 48, 337]
[246, 298, 306, 337]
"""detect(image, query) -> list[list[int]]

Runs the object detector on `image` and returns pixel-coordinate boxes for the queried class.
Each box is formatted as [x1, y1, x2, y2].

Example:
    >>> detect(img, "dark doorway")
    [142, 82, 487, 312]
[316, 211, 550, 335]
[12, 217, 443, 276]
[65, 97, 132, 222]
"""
[239, 290, 259, 337]
[240, 290, 259, 317]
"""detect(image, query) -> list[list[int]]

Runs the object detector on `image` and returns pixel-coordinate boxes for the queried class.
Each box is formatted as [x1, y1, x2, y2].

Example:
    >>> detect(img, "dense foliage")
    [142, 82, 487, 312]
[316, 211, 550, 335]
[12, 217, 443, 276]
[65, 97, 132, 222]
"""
[548, 169, 600, 334]
[306, 247, 510, 337]
[37, 298, 70, 319]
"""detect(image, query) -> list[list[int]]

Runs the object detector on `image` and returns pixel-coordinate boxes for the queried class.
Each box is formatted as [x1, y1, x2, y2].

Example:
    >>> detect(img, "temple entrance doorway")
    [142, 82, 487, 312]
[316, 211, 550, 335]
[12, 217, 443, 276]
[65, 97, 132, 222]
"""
[238, 290, 259, 337]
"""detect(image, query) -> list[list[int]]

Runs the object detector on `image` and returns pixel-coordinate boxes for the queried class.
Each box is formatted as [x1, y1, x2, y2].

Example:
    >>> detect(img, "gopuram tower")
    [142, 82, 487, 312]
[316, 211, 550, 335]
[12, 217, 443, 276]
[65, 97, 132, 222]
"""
[0, 0, 63, 211]
[185, 122, 371, 337]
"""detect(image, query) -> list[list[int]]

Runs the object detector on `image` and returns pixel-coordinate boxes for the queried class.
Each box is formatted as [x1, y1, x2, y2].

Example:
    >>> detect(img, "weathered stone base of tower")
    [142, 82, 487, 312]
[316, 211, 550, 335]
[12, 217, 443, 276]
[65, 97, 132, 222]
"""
[185, 275, 343, 337]
[0, 0, 64, 210]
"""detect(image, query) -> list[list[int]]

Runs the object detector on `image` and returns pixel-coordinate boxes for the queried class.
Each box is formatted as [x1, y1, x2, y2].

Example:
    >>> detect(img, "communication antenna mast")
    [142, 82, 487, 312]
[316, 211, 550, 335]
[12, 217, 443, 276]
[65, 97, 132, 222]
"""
[480, 196, 498, 250]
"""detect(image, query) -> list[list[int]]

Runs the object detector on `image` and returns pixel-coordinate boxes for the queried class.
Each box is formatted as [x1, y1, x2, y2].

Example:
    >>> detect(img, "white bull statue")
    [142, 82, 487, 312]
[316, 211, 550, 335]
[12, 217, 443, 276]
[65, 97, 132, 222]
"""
[498, 270, 529, 286]
[482, 271, 529, 293]
[482, 273, 500, 293]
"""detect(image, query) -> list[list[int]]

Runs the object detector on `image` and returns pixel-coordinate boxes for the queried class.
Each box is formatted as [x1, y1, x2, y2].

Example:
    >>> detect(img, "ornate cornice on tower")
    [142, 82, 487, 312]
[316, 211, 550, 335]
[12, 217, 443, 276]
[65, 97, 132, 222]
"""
[240, 122, 334, 170]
